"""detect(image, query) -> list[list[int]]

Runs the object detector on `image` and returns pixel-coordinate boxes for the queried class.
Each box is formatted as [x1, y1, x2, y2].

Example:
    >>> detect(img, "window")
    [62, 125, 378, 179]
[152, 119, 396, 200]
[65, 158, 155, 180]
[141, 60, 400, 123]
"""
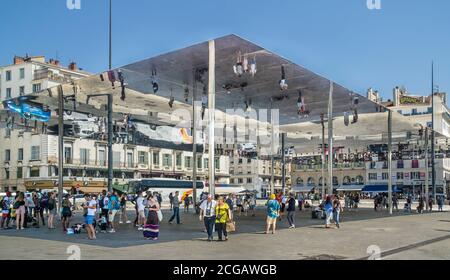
[5, 128, 11, 137]
[138, 151, 148, 164]
[80, 149, 90, 165]
[17, 167, 23, 179]
[30, 167, 40, 177]
[19, 68, 25, 79]
[152, 152, 160, 166]
[238, 158, 243, 164]
[5, 149, 10, 161]
[176, 153, 182, 167]
[6, 88, 12, 99]
[64, 147, 72, 164]
[215, 157, 220, 170]
[127, 152, 134, 168]
[185, 156, 192, 168]
[5, 70, 11, 81]
[412, 108, 418, 115]
[412, 160, 419, 168]
[369, 173, 377, 181]
[204, 158, 209, 169]
[247, 178, 252, 183]
[30, 146, 40, 161]
[397, 160, 404, 169]
[99, 150, 106, 166]
[32, 83, 41, 93]
[19, 86, 25, 96]
[18, 148, 23, 161]
[411, 172, 420, 180]
[397, 172, 404, 179]
[382, 173, 389, 180]
[162, 154, 172, 167]
[113, 151, 121, 167]
[5, 169, 9, 180]
[197, 156, 202, 169]
[238, 178, 243, 184]
[427, 107, 432, 114]
[247, 158, 252, 163]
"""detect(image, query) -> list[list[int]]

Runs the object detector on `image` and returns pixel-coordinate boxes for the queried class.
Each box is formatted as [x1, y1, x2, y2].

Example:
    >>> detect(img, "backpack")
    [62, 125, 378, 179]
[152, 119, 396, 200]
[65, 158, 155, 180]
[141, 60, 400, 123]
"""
[40, 197, 48, 209]
[98, 196, 105, 208]
[48, 199, 55, 211]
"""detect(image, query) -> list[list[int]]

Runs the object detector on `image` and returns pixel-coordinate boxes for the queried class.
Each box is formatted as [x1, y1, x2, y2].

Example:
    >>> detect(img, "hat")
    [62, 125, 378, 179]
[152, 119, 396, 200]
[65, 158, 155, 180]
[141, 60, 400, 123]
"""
[270, 194, 276, 200]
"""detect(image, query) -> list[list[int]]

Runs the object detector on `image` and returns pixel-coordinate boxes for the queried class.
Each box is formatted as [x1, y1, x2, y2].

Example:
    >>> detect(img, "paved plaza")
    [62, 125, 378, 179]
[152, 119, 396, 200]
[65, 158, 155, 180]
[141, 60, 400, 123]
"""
[0, 201, 449, 260]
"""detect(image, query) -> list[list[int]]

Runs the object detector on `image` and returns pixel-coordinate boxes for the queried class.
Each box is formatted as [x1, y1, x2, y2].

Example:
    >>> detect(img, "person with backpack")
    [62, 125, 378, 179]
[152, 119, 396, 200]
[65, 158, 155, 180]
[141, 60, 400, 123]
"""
[32, 193, 44, 227]
[1, 192, 12, 229]
[61, 194, 72, 232]
[99, 190, 110, 226]
[47, 192, 57, 229]
[169, 192, 174, 210]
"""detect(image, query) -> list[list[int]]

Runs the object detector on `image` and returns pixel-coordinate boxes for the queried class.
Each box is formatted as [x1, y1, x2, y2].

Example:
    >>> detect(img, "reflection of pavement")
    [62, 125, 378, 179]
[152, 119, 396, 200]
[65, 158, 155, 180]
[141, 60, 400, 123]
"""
[0, 206, 449, 260]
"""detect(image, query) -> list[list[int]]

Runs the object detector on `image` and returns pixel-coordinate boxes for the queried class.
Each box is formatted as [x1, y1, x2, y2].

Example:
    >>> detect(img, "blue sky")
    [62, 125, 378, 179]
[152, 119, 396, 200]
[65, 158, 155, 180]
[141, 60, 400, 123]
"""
[1, 0, 449, 101]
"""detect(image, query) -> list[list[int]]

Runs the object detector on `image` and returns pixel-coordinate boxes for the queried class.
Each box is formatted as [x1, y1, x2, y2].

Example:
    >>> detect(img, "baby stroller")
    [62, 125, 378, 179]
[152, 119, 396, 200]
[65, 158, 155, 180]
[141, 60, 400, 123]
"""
[98, 217, 107, 233]
[403, 203, 411, 213]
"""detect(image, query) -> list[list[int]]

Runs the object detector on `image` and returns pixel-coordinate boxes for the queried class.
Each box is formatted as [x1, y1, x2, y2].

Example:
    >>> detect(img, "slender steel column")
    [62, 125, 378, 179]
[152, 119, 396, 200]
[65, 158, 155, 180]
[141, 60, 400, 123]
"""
[271, 121, 275, 195]
[321, 114, 325, 199]
[208, 40, 216, 196]
[387, 109, 393, 215]
[425, 127, 429, 210]
[431, 61, 436, 202]
[327, 82, 334, 195]
[57, 85, 64, 209]
[281, 133, 286, 194]
[109, 0, 112, 70]
[192, 71, 198, 205]
[107, 94, 113, 192]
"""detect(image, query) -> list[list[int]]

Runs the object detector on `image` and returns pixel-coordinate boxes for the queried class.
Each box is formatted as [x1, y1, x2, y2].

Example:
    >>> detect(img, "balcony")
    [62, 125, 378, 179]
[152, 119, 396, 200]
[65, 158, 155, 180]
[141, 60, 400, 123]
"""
[33, 68, 69, 83]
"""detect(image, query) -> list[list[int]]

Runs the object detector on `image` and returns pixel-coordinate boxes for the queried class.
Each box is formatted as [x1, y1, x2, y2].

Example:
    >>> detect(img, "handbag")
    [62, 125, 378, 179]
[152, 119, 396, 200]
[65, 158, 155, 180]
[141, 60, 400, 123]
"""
[157, 209, 163, 222]
[226, 221, 236, 232]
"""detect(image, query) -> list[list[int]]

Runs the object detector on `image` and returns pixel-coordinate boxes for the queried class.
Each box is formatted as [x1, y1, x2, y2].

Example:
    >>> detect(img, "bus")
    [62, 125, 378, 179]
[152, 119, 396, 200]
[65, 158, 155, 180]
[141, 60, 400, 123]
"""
[126, 178, 205, 202]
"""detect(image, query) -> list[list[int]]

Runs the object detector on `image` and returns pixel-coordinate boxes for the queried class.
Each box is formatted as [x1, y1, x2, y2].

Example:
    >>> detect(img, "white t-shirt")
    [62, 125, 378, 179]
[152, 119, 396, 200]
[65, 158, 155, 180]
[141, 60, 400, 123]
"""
[136, 197, 145, 211]
[87, 200, 97, 216]
[200, 200, 217, 217]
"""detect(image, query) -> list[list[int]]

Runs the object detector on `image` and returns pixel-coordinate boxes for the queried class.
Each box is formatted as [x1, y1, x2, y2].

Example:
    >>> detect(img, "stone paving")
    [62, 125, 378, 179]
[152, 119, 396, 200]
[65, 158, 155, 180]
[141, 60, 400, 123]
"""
[0, 201, 449, 260]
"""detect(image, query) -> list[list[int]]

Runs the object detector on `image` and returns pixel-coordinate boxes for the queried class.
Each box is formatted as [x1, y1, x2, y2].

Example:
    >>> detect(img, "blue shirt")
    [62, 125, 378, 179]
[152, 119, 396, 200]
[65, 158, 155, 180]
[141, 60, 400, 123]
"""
[109, 195, 120, 210]
[267, 199, 280, 218]
[324, 202, 333, 213]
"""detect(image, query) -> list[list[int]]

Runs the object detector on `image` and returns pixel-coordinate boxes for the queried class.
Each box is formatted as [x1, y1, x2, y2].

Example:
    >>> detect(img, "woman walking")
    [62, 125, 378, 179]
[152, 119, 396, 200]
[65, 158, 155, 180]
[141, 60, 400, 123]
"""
[119, 193, 130, 224]
[333, 196, 343, 229]
[32, 193, 44, 227]
[324, 196, 333, 229]
[47, 192, 57, 229]
[14, 192, 26, 230]
[143, 194, 160, 240]
[215, 196, 232, 241]
[61, 194, 72, 232]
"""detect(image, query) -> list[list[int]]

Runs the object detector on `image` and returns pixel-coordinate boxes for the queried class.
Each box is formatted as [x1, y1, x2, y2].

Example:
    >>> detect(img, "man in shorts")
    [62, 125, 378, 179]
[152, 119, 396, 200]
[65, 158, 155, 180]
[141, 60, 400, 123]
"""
[83, 195, 97, 240]
[266, 194, 280, 234]
[108, 191, 120, 233]
[136, 191, 146, 230]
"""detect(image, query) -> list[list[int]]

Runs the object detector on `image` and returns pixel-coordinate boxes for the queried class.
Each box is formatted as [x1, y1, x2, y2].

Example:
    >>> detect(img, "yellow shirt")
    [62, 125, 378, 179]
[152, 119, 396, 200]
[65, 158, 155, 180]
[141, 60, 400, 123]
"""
[215, 203, 230, 224]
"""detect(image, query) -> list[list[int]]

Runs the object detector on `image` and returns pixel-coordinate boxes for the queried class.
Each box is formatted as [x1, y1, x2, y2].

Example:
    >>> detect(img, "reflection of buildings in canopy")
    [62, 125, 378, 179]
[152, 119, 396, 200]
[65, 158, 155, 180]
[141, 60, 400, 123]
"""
[0, 35, 448, 198]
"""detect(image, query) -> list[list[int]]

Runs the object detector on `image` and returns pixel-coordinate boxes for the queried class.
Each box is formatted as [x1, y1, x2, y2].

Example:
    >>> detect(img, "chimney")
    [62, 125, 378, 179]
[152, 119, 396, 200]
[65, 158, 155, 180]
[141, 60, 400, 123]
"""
[68, 62, 78, 71]
[14, 56, 25, 65]
[54, 60, 60, 66]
